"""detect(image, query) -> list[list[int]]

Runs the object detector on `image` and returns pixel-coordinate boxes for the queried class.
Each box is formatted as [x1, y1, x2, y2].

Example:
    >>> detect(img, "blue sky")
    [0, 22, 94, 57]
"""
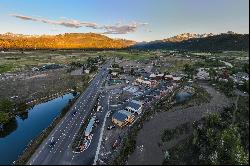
[0, 0, 249, 41]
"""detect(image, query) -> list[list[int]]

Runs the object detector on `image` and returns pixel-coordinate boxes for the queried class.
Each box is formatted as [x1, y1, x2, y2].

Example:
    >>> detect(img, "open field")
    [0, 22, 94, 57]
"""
[0, 50, 103, 73]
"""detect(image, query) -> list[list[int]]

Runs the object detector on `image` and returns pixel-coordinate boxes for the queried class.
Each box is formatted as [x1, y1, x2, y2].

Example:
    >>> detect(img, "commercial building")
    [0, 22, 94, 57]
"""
[112, 110, 135, 127]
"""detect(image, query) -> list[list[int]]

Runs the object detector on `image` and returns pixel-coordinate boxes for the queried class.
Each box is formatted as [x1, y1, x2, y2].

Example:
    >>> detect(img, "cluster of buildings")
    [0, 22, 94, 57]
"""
[112, 100, 143, 127]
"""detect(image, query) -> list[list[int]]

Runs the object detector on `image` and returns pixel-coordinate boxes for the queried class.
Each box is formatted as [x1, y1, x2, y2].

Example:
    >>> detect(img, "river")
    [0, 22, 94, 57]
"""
[0, 93, 75, 165]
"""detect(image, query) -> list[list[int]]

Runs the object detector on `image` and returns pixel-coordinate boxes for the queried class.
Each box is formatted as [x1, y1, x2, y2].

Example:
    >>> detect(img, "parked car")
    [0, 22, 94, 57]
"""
[72, 110, 77, 116]
[95, 119, 100, 124]
[49, 137, 55, 148]
[107, 125, 115, 130]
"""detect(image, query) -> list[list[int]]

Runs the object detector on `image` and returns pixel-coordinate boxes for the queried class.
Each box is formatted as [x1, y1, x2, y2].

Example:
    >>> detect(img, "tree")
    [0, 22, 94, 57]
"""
[0, 99, 14, 113]
[184, 64, 196, 78]
[242, 63, 249, 74]
[216, 126, 249, 165]
[0, 111, 10, 124]
[208, 68, 217, 81]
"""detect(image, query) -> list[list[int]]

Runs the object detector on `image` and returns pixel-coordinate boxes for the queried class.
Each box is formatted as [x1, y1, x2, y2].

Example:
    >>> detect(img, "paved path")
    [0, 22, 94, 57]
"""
[127, 83, 232, 165]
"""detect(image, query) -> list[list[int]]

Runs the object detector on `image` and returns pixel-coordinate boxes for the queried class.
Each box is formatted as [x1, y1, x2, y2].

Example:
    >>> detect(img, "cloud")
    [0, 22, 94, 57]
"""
[10, 14, 148, 34]
[11, 14, 95, 28]
[11, 14, 38, 21]
[102, 22, 148, 34]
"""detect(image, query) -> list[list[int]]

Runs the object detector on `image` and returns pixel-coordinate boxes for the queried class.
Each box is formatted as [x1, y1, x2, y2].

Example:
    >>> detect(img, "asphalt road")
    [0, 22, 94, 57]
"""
[27, 60, 112, 165]
[70, 89, 110, 165]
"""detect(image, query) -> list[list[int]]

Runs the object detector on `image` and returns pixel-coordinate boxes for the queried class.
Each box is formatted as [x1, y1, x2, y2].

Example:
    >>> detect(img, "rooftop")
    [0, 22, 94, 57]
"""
[112, 110, 132, 122]
[126, 100, 143, 110]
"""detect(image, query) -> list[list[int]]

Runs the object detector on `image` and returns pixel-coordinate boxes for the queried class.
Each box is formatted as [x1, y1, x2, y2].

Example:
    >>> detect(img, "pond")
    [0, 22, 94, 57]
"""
[175, 91, 193, 103]
[0, 93, 75, 165]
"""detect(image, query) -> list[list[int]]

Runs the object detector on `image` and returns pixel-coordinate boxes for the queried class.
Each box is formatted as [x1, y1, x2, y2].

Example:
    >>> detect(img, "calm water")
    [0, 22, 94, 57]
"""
[175, 91, 193, 103]
[0, 93, 75, 165]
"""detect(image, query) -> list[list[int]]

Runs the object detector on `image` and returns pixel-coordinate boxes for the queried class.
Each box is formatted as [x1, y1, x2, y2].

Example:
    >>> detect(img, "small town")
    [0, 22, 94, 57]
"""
[0, 0, 249, 165]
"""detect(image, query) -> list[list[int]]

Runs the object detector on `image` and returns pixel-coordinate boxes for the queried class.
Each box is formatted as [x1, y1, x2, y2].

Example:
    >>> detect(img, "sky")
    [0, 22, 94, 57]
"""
[0, 0, 249, 41]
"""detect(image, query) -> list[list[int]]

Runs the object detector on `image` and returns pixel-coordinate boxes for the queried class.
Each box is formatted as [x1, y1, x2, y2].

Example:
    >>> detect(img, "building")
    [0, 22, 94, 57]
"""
[111, 72, 118, 77]
[156, 73, 164, 80]
[85, 116, 96, 138]
[84, 69, 90, 74]
[165, 75, 173, 80]
[231, 72, 249, 84]
[135, 78, 152, 87]
[32, 67, 39, 71]
[172, 76, 182, 83]
[126, 100, 143, 115]
[149, 73, 165, 80]
[112, 110, 135, 127]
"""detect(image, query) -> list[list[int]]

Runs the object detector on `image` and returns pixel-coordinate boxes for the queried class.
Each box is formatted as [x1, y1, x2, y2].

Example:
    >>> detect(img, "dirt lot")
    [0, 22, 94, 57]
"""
[127, 82, 232, 165]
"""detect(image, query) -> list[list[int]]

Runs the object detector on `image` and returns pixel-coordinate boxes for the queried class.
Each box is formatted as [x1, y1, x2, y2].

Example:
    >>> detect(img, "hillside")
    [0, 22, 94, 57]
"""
[0, 33, 135, 49]
[132, 33, 249, 51]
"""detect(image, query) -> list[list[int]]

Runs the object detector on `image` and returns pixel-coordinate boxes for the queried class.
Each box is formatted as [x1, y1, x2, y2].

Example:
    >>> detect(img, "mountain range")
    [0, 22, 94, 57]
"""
[133, 31, 249, 51]
[0, 31, 248, 51]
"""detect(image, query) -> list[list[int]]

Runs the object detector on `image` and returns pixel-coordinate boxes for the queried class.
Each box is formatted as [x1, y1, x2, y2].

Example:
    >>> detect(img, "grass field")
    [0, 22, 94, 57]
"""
[0, 50, 102, 73]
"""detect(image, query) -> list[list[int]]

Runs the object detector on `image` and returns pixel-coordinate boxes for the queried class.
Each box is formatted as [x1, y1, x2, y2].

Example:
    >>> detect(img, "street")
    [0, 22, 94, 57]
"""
[27, 60, 112, 165]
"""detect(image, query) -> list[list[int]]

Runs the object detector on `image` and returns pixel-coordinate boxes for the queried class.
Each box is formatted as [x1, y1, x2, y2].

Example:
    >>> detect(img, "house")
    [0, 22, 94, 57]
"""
[231, 72, 249, 84]
[84, 69, 90, 74]
[156, 73, 164, 80]
[32, 67, 39, 71]
[112, 110, 135, 127]
[149, 73, 156, 79]
[135, 78, 152, 87]
[172, 76, 182, 83]
[111, 72, 118, 77]
[126, 100, 143, 115]
[149, 73, 164, 80]
[165, 75, 173, 80]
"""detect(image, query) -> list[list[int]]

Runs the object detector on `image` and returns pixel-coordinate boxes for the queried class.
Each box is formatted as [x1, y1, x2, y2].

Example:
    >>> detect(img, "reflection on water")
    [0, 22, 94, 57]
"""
[0, 118, 18, 138]
[0, 93, 75, 165]
[18, 110, 29, 121]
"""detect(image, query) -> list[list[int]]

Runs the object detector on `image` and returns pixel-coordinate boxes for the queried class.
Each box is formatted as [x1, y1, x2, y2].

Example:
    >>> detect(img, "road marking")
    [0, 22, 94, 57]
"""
[93, 110, 111, 165]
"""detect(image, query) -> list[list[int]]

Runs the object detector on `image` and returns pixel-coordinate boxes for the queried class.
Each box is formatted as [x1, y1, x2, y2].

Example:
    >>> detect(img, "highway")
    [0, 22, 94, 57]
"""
[27, 59, 112, 165]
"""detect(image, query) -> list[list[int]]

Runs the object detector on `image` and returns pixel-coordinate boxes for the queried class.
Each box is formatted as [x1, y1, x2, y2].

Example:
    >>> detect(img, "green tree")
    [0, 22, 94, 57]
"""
[0, 111, 10, 124]
[208, 68, 217, 81]
[0, 99, 14, 112]
[217, 126, 249, 165]
[184, 64, 196, 79]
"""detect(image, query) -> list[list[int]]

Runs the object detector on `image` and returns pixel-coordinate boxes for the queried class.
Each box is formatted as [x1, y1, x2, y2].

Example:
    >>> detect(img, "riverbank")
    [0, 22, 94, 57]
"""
[13, 73, 92, 165]
[0, 89, 76, 126]
[13, 94, 79, 165]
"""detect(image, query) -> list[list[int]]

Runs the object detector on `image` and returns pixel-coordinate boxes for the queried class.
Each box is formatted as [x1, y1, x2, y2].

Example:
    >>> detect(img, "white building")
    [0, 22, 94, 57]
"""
[84, 69, 90, 74]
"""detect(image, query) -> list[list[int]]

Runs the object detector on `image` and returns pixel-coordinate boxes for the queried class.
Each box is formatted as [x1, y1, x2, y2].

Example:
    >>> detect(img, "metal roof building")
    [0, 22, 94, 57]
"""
[126, 100, 143, 115]
[112, 110, 134, 127]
